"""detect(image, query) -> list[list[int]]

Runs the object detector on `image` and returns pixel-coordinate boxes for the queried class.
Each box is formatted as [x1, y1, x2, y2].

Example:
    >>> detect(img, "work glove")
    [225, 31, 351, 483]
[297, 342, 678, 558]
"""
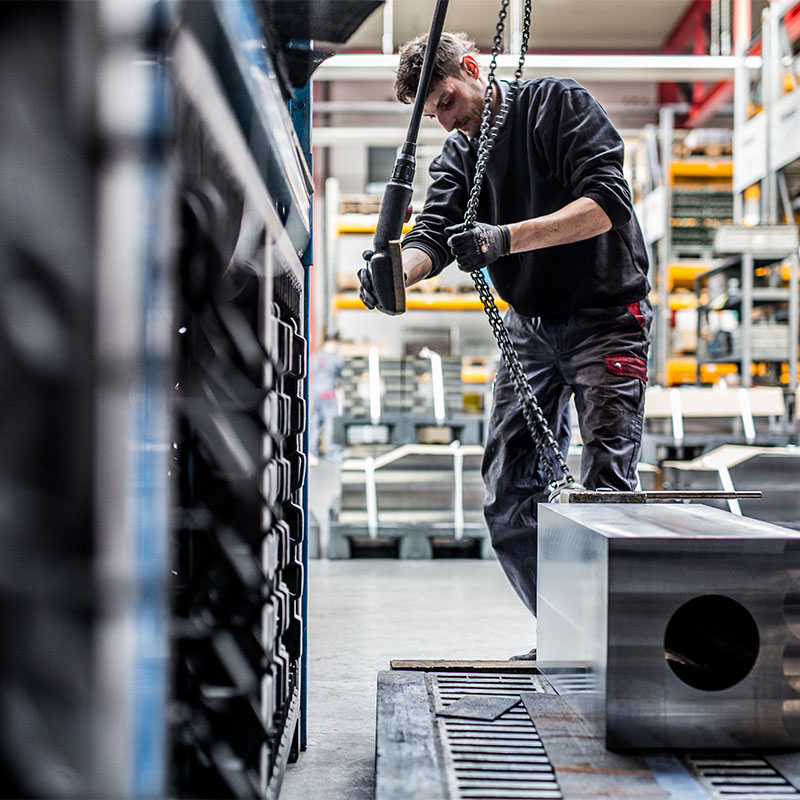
[445, 221, 510, 272]
[357, 263, 379, 310]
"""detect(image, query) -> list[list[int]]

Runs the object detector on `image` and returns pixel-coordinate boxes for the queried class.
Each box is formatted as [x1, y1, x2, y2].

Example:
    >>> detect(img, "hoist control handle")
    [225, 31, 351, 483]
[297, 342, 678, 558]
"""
[364, 175, 413, 315]
[364, 0, 449, 315]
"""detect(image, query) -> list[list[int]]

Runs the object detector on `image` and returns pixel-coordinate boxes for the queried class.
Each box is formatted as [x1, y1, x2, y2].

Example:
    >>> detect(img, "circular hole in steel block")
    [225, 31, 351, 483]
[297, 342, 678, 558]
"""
[664, 595, 759, 692]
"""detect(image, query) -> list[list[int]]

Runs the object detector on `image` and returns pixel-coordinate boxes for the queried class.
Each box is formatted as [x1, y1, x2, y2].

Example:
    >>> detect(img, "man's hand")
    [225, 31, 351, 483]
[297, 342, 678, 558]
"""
[359, 250, 402, 315]
[358, 264, 380, 310]
[445, 221, 510, 272]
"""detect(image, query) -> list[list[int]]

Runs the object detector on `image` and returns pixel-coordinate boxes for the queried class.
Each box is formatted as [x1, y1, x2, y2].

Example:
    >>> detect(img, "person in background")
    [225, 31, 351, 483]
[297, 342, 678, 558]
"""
[309, 332, 345, 461]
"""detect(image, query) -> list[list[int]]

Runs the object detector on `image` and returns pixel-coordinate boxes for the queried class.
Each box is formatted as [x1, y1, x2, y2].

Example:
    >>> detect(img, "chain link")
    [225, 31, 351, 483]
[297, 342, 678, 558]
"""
[465, 0, 574, 488]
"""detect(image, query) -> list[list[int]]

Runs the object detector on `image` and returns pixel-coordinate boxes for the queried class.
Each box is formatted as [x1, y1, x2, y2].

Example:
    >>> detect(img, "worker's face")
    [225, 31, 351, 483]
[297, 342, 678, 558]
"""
[423, 55, 486, 137]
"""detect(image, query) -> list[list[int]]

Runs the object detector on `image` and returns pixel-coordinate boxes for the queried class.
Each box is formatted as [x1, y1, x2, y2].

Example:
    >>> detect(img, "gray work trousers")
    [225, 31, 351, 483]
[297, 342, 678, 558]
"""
[482, 299, 652, 616]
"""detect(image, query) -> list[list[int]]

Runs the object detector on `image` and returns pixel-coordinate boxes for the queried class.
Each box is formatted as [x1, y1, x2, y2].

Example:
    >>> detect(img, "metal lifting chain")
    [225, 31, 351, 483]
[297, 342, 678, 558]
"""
[464, 0, 574, 489]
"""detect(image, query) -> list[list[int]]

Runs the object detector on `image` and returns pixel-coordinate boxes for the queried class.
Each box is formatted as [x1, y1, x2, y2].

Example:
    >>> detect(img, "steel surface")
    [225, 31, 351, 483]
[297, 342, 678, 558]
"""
[537, 503, 800, 750]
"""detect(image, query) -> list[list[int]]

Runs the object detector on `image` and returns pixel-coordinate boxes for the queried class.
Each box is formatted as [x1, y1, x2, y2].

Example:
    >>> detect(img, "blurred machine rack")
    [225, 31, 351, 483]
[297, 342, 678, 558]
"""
[168, 2, 380, 796]
[169, 1, 313, 796]
[0, 1, 173, 796]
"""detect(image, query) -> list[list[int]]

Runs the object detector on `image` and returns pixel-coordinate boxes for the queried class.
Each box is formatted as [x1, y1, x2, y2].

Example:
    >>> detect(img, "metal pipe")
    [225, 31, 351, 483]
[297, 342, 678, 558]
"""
[316, 53, 754, 83]
[721, 0, 732, 55]
[369, 346, 382, 425]
[711, 0, 721, 56]
[365, 457, 379, 538]
[657, 107, 674, 387]
[382, 0, 394, 55]
[367, 0, 450, 314]
[323, 177, 339, 337]
[763, 8, 779, 225]
[741, 251, 753, 387]
[451, 442, 464, 541]
[509, 0, 522, 56]
[420, 346, 446, 426]
[789, 250, 799, 391]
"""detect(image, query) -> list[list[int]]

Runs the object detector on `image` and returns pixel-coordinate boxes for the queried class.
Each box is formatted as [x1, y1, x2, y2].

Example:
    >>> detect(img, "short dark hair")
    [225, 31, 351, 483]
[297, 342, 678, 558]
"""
[394, 32, 478, 104]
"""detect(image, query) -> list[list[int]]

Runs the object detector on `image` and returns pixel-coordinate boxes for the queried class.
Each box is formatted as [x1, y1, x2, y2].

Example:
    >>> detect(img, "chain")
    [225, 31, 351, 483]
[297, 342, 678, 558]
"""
[465, 0, 574, 488]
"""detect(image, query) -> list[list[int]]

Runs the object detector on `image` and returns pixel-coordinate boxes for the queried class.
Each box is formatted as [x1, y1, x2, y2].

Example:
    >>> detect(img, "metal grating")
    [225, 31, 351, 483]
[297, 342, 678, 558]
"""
[686, 754, 800, 800]
[433, 673, 563, 800]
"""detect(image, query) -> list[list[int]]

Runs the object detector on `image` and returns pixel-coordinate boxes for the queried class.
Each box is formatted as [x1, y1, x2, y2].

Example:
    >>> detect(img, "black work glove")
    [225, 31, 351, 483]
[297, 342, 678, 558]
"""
[358, 265, 379, 310]
[445, 221, 510, 272]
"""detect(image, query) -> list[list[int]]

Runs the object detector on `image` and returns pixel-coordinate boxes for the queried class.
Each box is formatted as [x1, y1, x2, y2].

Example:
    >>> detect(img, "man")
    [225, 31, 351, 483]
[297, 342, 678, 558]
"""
[359, 32, 651, 638]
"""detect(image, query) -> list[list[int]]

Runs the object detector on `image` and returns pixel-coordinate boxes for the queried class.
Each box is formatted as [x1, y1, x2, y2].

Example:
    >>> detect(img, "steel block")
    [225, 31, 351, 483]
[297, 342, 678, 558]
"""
[538, 503, 800, 749]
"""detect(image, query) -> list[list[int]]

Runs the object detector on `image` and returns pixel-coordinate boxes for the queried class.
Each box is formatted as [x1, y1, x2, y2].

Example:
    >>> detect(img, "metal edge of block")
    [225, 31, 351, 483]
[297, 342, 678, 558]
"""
[390, 659, 540, 673]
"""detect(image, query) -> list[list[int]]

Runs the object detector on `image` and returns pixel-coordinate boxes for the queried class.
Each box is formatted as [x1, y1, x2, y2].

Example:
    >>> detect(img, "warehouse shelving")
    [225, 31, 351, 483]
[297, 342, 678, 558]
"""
[333, 293, 509, 311]
[694, 254, 796, 381]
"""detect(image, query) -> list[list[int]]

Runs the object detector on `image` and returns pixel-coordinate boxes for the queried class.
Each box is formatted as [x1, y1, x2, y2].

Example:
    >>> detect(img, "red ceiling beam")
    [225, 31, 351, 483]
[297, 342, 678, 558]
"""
[659, 1, 710, 107]
[662, 0, 711, 54]
[683, 79, 734, 127]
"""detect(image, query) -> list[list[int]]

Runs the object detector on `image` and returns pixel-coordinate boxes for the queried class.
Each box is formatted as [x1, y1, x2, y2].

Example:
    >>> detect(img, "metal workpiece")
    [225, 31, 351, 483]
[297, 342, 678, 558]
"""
[550, 487, 763, 503]
[537, 503, 800, 750]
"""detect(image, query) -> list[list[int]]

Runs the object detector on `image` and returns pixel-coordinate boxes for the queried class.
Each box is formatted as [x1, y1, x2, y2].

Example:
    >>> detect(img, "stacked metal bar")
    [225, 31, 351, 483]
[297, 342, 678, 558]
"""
[168, 10, 309, 797]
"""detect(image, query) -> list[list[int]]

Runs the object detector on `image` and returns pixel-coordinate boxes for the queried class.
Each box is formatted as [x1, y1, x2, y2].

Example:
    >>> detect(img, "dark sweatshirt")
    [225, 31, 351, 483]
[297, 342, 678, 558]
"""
[401, 78, 650, 317]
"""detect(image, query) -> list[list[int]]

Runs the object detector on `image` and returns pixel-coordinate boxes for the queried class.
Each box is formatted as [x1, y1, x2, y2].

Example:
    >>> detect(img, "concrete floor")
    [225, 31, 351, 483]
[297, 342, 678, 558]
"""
[279, 559, 536, 800]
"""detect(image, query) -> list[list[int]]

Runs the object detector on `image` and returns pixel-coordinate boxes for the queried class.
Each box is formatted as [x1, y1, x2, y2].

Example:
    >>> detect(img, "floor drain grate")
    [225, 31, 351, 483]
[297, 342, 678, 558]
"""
[686, 754, 800, 799]
[432, 672, 563, 800]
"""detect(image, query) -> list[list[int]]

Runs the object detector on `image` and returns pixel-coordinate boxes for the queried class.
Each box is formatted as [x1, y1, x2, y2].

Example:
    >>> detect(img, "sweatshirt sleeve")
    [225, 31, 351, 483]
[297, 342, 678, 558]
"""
[400, 137, 471, 277]
[534, 81, 633, 228]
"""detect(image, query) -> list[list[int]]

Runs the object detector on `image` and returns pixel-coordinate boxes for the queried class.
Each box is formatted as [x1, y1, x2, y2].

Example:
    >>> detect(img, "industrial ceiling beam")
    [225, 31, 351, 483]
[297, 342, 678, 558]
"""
[311, 125, 675, 146]
[315, 52, 760, 83]
[661, 0, 711, 55]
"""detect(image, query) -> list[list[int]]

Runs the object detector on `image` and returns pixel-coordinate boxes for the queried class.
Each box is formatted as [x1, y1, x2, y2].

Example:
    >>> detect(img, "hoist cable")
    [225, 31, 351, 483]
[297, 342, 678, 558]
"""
[464, 0, 575, 490]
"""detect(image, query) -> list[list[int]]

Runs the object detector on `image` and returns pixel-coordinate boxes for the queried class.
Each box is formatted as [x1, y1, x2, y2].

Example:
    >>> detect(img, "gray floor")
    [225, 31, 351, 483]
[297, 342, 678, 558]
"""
[279, 559, 536, 800]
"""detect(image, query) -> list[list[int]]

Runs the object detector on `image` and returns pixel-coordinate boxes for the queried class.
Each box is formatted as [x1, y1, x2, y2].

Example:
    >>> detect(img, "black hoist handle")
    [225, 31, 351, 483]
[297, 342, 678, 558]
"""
[363, 0, 450, 315]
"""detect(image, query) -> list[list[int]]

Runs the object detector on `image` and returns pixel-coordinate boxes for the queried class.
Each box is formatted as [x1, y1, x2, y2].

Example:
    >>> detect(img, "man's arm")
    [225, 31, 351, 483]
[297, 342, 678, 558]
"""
[446, 197, 613, 272]
[506, 197, 611, 254]
[402, 247, 434, 287]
